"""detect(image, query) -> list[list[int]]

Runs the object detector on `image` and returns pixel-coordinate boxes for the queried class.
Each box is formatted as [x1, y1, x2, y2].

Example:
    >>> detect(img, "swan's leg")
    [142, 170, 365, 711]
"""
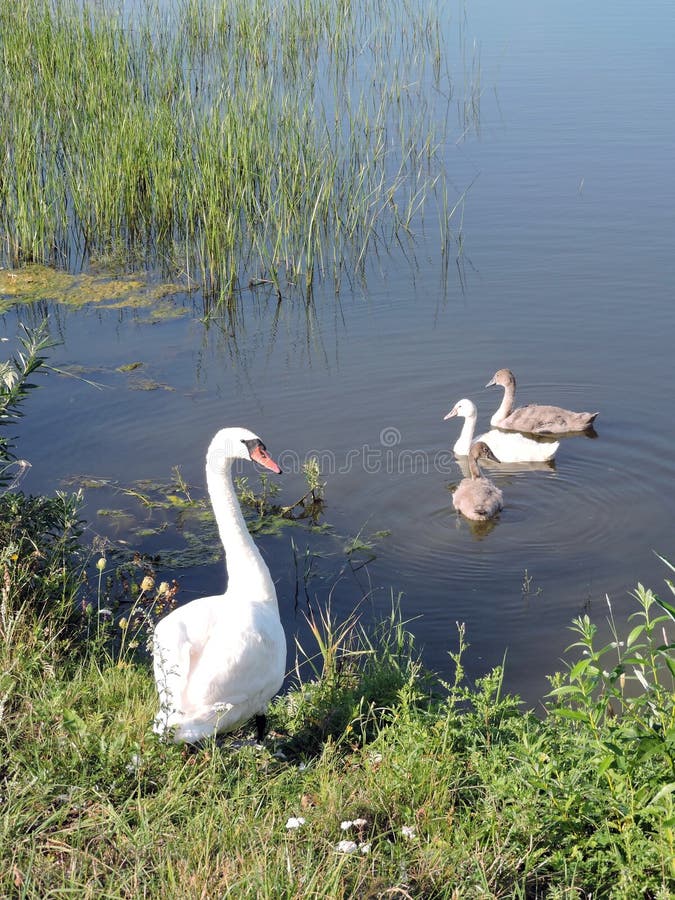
[255, 713, 267, 742]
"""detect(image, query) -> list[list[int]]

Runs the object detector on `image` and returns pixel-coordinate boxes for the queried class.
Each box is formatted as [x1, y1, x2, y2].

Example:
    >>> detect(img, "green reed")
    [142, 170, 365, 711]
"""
[0, 0, 454, 301]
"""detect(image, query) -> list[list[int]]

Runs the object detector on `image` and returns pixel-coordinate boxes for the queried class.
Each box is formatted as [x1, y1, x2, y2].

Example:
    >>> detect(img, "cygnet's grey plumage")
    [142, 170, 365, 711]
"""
[452, 441, 504, 521]
[486, 368, 598, 435]
[444, 397, 559, 462]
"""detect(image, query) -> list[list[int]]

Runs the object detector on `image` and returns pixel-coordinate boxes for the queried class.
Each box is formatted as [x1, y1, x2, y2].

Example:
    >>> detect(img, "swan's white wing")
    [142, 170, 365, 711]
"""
[186, 604, 286, 712]
[478, 428, 559, 462]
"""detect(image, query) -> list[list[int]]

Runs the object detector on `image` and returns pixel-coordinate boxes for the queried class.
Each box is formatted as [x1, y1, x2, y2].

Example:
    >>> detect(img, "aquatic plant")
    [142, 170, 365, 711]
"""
[0, 0, 456, 302]
[0, 321, 54, 492]
[0, 265, 187, 312]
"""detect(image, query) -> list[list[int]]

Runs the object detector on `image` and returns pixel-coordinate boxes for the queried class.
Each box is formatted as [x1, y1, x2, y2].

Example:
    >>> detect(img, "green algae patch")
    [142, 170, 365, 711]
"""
[0, 265, 189, 314]
[135, 300, 193, 323]
[127, 378, 176, 392]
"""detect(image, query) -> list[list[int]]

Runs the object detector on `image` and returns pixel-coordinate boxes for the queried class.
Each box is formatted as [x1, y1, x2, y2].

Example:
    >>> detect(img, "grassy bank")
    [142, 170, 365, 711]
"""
[2, 488, 675, 897]
[0, 0, 454, 301]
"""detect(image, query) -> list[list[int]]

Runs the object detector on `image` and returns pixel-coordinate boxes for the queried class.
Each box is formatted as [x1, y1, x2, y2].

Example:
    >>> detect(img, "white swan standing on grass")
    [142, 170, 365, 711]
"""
[444, 398, 559, 462]
[153, 427, 286, 744]
[452, 441, 504, 521]
[486, 368, 598, 434]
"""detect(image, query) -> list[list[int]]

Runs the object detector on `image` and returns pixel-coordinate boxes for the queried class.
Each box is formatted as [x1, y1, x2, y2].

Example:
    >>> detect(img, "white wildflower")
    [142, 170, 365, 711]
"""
[285, 817, 305, 830]
[335, 840, 358, 854]
[360, 843, 371, 855]
[401, 825, 416, 840]
[341, 818, 368, 830]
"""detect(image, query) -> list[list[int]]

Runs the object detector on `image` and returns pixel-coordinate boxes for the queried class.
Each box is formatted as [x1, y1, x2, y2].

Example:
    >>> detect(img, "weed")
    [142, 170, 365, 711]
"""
[521, 567, 543, 598]
[238, 455, 327, 532]
[0, 320, 54, 491]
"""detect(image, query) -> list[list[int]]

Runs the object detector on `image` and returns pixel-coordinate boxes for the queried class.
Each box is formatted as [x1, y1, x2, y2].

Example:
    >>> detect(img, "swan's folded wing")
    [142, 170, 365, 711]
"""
[185, 614, 286, 711]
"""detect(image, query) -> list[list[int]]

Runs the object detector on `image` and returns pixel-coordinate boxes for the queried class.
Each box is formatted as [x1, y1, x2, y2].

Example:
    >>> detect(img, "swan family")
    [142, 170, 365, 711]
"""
[445, 368, 597, 522]
[152, 368, 597, 743]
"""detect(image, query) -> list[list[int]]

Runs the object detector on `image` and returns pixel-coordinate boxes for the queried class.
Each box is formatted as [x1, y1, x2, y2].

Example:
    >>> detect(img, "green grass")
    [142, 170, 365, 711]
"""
[0, 0, 455, 303]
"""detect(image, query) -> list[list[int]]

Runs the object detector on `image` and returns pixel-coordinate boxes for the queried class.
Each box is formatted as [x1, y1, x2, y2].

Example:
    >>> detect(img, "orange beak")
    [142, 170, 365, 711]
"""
[250, 444, 282, 474]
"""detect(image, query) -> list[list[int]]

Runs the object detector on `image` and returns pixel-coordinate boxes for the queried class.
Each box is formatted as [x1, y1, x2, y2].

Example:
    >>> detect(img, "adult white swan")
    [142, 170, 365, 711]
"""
[452, 441, 504, 521]
[486, 368, 598, 434]
[153, 427, 286, 744]
[444, 398, 559, 462]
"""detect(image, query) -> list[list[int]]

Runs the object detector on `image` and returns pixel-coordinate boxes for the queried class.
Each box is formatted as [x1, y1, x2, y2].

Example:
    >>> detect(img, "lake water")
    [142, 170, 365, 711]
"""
[4, 0, 675, 706]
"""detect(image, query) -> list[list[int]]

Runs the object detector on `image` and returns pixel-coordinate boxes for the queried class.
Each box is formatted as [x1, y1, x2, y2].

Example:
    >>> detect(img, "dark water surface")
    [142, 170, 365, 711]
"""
[5, 0, 675, 705]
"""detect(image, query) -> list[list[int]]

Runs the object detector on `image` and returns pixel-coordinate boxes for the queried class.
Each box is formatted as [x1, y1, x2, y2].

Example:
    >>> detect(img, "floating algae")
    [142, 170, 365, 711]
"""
[0, 265, 189, 314]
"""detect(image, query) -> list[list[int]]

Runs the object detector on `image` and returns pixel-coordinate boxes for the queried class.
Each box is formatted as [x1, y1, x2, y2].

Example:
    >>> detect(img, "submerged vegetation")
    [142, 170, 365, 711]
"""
[0, 0, 456, 301]
[65, 454, 328, 571]
[0, 264, 187, 313]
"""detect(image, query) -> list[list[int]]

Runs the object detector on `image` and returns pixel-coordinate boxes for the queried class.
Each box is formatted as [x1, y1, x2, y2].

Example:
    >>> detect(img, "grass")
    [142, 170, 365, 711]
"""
[0, 0, 456, 303]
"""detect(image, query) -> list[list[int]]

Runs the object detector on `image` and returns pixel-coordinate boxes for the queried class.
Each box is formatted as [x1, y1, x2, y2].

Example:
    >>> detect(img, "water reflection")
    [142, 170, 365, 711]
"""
[455, 512, 501, 541]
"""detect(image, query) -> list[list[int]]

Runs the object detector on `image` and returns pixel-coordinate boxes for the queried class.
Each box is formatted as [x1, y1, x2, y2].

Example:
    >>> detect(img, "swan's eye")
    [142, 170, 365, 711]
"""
[242, 437, 265, 455]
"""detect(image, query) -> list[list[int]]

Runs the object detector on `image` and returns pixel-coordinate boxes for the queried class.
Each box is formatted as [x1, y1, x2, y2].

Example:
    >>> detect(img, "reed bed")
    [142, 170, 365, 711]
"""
[0, 0, 453, 301]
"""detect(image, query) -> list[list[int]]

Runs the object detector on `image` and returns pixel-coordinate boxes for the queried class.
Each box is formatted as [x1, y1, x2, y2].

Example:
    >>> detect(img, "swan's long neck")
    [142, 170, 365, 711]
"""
[468, 455, 483, 480]
[491, 381, 516, 426]
[206, 456, 276, 602]
[454, 411, 477, 455]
